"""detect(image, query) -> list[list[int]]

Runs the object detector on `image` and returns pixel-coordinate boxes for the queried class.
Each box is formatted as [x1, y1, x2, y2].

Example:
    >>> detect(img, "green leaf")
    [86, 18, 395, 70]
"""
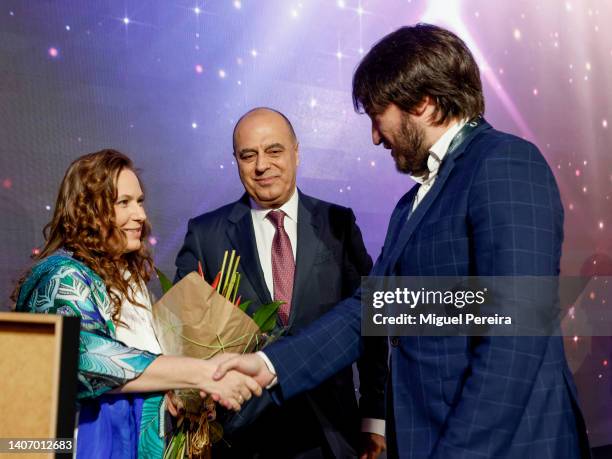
[238, 299, 252, 313]
[155, 268, 174, 294]
[252, 301, 282, 333]
[260, 314, 277, 333]
[163, 429, 185, 459]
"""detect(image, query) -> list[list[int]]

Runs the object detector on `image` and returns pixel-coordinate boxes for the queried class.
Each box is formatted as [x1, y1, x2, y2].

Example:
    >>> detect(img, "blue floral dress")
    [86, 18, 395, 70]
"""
[15, 251, 165, 458]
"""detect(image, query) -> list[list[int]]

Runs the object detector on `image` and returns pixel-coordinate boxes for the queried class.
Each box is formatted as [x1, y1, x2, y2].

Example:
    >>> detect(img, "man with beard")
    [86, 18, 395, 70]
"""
[212, 24, 590, 458]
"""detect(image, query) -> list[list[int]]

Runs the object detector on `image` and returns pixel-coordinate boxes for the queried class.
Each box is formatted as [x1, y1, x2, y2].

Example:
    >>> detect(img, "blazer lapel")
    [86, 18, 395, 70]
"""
[289, 192, 323, 327]
[383, 121, 492, 273]
[226, 195, 272, 305]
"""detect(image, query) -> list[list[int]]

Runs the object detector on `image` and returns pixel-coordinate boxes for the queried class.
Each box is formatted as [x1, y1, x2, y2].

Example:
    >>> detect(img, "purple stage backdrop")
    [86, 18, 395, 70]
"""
[1, 0, 610, 448]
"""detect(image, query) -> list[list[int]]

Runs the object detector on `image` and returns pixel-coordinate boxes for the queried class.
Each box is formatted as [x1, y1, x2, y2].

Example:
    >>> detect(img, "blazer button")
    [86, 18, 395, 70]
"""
[390, 337, 400, 347]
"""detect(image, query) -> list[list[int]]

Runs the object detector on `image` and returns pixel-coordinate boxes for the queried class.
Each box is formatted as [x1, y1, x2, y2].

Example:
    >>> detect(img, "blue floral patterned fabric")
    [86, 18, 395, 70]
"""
[15, 251, 164, 458]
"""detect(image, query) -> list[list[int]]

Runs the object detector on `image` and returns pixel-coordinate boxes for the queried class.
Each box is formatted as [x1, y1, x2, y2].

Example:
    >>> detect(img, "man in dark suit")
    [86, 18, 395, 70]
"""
[213, 25, 590, 458]
[175, 107, 388, 458]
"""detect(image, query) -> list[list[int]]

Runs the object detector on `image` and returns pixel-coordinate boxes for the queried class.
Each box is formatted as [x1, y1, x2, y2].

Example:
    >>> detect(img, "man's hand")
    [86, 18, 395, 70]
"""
[195, 353, 264, 411]
[359, 432, 386, 459]
[212, 353, 275, 388]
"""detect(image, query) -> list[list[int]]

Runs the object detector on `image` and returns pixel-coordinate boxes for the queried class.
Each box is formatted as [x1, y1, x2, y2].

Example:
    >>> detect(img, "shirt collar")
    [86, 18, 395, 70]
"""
[411, 118, 467, 185]
[250, 187, 299, 222]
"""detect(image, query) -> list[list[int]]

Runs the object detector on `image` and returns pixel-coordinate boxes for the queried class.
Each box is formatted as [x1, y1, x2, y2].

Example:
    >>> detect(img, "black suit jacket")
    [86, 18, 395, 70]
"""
[175, 190, 388, 458]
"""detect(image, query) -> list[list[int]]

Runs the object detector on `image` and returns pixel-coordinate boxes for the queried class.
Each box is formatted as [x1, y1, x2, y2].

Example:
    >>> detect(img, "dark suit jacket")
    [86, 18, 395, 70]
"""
[175, 191, 388, 458]
[263, 120, 590, 459]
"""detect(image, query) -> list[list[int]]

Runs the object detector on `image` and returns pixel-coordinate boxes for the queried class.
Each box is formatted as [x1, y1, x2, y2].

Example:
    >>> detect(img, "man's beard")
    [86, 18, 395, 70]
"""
[391, 116, 430, 177]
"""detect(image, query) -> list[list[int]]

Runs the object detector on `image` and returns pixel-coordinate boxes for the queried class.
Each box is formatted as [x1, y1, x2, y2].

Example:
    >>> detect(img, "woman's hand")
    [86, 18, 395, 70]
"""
[165, 390, 184, 417]
[165, 390, 216, 420]
[111, 354, 262, 411]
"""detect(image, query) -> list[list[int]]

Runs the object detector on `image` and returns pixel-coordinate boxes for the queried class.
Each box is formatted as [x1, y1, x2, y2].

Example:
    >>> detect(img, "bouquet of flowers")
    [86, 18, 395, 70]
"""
[153, 250, 282, 458]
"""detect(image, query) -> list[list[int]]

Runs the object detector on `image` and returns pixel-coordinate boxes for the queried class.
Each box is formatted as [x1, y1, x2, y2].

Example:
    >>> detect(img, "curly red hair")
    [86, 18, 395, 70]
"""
[14, 149, 154, 323]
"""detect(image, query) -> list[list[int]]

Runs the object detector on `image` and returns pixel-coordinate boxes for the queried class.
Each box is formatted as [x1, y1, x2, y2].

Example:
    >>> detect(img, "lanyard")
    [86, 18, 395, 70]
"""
[407, 116, 484, 218]
[446, 116, 484, 158]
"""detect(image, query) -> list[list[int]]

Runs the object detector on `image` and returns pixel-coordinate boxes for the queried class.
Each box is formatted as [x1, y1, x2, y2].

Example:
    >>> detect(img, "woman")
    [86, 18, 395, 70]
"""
[12, 149, 260, 458]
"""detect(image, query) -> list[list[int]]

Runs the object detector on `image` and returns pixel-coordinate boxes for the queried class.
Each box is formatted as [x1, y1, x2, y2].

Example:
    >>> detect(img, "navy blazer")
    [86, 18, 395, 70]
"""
[175, 191, 388, 458]
[264, 121, 590, 459]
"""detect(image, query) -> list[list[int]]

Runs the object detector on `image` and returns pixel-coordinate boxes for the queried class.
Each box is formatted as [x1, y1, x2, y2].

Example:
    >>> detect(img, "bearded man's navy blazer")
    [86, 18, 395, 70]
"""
[264, 120, 590, 459]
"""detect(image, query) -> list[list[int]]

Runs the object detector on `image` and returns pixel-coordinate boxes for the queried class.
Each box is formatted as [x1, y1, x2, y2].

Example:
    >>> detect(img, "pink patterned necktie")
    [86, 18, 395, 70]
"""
[266, 210, 295, 325]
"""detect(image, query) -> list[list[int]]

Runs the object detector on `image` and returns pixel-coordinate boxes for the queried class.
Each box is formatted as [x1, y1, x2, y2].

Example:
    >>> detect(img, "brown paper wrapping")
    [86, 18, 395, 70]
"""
[152, 272, 262, 458]
[153, 272, 261, 358]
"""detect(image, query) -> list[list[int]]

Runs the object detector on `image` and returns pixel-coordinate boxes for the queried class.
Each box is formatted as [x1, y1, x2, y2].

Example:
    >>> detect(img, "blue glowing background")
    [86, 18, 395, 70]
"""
[1, 0, 610, 448]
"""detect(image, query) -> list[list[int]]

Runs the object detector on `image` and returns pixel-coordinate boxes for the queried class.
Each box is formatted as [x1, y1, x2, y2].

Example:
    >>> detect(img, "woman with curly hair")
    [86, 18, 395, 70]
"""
[12, 149, 261, 458]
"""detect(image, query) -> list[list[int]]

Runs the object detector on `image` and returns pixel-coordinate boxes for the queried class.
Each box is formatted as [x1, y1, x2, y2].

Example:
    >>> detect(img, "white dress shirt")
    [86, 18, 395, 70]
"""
[411, 119, 467, 210]
[252, 189, 384, 437]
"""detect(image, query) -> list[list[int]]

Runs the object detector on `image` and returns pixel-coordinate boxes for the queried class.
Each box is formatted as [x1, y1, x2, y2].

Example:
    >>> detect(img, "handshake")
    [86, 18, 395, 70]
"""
[197, 353, 274, 411]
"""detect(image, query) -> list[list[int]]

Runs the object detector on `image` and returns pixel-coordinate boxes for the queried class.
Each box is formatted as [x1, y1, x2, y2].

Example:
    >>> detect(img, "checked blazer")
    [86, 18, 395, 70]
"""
[264, 120, 590, 459]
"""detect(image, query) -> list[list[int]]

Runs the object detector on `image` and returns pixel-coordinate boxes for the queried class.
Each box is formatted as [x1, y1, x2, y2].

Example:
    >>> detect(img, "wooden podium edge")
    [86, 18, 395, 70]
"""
[0, 312, 80, 458]
[54, 316, 79, 444]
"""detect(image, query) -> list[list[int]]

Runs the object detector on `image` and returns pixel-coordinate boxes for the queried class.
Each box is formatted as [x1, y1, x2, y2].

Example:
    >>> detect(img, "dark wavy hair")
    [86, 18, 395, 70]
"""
[12, 149, 154, 322]
[352, 23, 485, 124]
